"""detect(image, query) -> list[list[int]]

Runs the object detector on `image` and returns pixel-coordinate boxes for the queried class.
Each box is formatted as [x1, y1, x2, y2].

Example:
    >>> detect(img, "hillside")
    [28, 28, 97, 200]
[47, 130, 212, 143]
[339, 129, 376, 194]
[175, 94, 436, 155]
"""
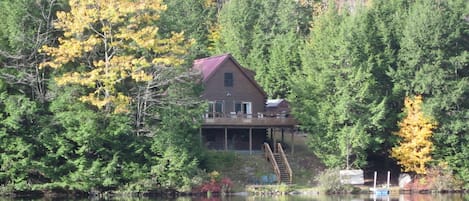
[211, 132, 325, 191]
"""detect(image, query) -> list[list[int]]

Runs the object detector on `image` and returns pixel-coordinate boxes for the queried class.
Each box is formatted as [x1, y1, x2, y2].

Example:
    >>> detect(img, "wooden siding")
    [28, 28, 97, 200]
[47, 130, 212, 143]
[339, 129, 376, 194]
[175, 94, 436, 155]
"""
[201, 58, 266, 115]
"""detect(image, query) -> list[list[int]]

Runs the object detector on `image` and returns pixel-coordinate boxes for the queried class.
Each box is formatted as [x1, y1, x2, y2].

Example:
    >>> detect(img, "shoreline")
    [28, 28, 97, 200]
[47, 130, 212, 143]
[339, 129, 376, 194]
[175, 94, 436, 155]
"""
[4, 185, 468, 199]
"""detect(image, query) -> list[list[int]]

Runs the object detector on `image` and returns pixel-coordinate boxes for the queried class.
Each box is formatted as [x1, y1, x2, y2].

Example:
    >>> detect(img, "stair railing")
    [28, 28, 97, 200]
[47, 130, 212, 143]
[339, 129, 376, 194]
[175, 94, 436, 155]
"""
[263, 143, 281, 183]
[277, 143, 293, 184]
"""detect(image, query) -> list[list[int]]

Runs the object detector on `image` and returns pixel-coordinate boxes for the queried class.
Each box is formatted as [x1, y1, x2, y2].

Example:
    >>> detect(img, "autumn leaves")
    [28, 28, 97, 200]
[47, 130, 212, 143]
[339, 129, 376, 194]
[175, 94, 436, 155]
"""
[40, 0, 191, 113]
[391, 95, 436, 174]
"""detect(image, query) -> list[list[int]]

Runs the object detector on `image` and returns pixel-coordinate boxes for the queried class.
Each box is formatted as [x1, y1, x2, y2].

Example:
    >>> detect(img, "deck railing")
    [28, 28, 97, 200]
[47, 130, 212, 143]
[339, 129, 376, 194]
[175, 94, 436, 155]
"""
[263, 143, 281, 183]
[202, 112, 296, 127]
[204, 112, 287, 119]
[277, 143, 293, 184]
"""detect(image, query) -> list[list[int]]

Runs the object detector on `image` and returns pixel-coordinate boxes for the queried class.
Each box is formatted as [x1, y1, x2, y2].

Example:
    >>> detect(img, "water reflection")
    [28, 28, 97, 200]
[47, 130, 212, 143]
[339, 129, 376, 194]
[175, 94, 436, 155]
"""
[1, 194, 468, 201]
[164, 194, 469, 201]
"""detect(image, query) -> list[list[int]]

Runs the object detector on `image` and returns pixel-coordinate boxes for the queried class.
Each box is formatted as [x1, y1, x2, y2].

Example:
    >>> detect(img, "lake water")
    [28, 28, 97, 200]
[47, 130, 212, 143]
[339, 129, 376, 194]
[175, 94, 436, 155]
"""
[2, 194, 468, 201]
[182, 194, 468, 201]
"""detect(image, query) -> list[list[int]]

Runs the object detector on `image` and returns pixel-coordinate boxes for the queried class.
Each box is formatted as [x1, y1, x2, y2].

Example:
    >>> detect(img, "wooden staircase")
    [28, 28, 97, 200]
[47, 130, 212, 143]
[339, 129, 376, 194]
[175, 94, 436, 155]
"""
[263, 143, 292, 184]
[274, 153, 291, 184]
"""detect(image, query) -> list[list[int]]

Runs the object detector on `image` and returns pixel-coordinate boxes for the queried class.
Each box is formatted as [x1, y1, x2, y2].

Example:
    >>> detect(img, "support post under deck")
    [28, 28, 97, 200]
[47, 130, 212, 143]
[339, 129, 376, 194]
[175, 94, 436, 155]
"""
[249, 128, 252, 155]
[225, 128, 228, 151]
[291, 128, 295, 154]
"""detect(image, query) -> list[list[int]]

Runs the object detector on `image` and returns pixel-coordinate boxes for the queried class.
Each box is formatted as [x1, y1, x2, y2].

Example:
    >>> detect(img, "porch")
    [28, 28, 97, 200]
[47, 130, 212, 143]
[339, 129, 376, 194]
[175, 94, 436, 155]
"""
[200, 113, 298, 154]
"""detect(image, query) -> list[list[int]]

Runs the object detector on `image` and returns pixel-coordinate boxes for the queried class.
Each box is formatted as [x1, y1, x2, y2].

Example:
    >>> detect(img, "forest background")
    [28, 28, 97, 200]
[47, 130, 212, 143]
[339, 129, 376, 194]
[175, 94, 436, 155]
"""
[0, 0, 468, 193]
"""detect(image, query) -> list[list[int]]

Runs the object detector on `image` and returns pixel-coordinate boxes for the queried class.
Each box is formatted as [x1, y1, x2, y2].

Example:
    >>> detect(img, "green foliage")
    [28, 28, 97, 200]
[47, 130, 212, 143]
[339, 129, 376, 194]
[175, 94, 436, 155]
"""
[389, 0, 469, 185]
[291, 3, 391, 169]
[259, 31, 300, 98]
[0, 0, 60, 190]
[0, 84, 41, 190]
[158, 0, 217, 60]
[291, 1, 467, 178]
[1, 0, 468, 194]
[1, 0, 206, 193]
[0, 0, 62, 102]
[215, 0, 311, 98]
[142, 75, 205, 191]
[214, 0, 259, 65]
[200, 151, 237, 171]
[36, 85, 138, 191]
[151, 146, 199, 192]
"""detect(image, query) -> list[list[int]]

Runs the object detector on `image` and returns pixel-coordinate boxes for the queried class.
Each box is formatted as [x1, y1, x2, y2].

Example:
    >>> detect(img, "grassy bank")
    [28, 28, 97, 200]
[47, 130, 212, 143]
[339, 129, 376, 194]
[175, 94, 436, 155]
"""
[207, 132, 325, 190]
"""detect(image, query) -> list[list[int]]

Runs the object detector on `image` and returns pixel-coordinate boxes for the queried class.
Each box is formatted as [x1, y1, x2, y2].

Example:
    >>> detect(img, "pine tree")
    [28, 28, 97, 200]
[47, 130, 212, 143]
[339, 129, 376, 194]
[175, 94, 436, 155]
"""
[290, 1, 394, 168]
[214, 0, 258, 64]
[390, 0, 469, 184]
[0, 0, 63, 190]
[158, 0, 217, 60]
[215, 0, 311, 98]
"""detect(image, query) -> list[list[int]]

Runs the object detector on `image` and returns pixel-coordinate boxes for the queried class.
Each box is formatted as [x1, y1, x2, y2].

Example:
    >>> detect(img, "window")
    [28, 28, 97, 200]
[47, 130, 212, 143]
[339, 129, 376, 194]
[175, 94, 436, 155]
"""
[235, 102, 252, 116]
[224, 72, 233, 87]
[207, 101, 224, 117]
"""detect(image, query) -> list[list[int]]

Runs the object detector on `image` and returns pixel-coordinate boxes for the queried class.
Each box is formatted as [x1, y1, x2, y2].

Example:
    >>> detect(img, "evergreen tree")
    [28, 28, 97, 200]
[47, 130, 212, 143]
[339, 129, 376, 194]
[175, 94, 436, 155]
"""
[37, 84, 145, 191]
[390, 0, 469, 185]
[1, 0, 206, 192]
[262, 31, 300, 98]
[215, 0, 311, 98]
[214, 0, 260, 65]
[158, 0, 217, 60]
[291, 2, 393, 168]
[0, 80, 39, 190]
[0, 0, 64, 190]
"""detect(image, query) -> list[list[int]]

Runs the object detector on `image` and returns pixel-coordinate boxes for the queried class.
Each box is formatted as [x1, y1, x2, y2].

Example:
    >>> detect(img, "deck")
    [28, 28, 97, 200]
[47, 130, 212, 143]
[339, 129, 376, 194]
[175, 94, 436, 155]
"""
[202, 112, 297, 128]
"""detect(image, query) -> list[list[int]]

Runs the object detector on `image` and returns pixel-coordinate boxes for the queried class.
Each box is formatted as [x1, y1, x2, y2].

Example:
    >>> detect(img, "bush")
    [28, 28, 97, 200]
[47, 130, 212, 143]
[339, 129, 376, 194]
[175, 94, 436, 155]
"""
[196, 171, 233, 195]
[315, 168, 354, 194]
[428, 163, 464, 191]
[201, 151, 236, 171]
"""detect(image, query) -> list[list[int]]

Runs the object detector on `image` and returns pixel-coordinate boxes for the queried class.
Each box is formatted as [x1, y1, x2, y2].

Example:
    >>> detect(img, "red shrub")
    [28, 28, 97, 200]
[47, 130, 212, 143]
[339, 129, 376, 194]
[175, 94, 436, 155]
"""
[197, 177, 233, 194]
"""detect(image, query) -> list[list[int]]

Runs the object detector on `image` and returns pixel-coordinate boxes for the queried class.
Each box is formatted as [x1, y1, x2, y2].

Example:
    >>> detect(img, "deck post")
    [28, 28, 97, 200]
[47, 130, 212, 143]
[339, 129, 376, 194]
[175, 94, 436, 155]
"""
[281, 128, 284, 143]
[291, 128, 294, 155]
[273, 128, 277, 153]
[270, 128, 273, 141]
[249, 128, 252, 155]
[225, 128, 228, 151]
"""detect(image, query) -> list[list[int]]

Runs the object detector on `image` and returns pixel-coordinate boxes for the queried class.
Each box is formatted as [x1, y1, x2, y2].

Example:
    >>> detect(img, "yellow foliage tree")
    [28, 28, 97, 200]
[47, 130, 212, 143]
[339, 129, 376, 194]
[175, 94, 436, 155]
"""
[391, 95, 437, 174]
[40, 0, 192, 113]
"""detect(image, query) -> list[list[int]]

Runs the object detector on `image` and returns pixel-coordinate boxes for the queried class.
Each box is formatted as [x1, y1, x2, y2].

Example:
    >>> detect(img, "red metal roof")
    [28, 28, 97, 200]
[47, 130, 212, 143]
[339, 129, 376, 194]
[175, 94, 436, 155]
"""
[193, 54, 231, 82]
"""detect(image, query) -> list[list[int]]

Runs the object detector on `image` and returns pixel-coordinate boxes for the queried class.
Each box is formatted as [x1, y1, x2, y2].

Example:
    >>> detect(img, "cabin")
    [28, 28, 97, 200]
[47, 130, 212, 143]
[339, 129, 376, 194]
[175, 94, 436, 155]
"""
[266, 99, 291, 118]
[193, 54, 297, 153]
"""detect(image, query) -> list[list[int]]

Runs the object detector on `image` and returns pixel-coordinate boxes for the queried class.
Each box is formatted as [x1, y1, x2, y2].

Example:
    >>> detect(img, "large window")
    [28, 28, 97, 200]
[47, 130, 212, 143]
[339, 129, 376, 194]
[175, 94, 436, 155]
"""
[208, 101, 224, 118]
[224, 72, 233, 87]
